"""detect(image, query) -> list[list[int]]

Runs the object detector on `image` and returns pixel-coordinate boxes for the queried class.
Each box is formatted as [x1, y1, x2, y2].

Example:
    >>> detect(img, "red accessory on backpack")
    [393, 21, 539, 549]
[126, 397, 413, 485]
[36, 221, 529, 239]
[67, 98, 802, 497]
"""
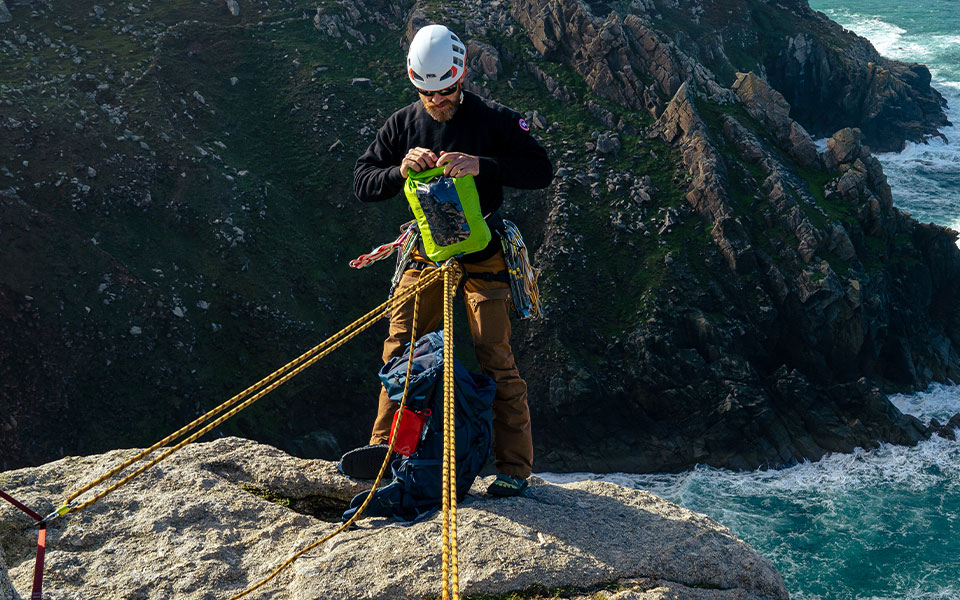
[389, 407, 432, 456]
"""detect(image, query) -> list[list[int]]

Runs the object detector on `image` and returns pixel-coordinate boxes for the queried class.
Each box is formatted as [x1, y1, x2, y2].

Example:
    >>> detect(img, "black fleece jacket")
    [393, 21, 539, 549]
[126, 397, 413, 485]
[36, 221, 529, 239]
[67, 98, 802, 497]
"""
[354, 90, 553, 261]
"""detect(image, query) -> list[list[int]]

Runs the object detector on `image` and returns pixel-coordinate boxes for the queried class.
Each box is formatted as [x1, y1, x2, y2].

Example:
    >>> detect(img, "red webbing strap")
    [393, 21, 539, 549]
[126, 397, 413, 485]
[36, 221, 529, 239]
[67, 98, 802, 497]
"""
[31, 525, 46, 600]
[1, 489, 47, 600]
[0, 489, 42, 520]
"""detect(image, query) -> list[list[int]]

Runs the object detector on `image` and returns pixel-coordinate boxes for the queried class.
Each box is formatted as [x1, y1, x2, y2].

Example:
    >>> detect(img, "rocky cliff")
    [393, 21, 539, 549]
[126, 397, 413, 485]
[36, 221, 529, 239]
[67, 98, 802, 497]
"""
[1, 0, 958, 474]
[510, 0, 949, 151]
[0, 437, 790, 600]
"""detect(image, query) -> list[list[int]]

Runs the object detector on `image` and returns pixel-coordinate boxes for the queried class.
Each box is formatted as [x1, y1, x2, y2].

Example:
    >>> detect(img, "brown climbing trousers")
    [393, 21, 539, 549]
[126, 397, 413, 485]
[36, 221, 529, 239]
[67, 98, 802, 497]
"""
[369, 248, 533, 479]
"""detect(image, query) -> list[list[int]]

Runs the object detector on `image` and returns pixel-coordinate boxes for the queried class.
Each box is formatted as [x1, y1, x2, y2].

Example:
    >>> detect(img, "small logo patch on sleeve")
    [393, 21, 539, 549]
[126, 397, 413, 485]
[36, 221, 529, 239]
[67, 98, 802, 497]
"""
[518, 118, 530, 131]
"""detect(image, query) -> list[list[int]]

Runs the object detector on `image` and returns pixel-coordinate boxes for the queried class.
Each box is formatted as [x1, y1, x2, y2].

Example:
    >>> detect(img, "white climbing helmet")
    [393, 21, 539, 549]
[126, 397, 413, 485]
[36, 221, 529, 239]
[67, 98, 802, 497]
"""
[407, 24, 467, 92]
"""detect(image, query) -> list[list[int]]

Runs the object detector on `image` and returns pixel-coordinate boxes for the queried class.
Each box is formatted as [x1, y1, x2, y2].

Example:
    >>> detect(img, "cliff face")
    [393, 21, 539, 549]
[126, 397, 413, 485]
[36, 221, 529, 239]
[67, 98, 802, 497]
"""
[0, 0, 957, 473]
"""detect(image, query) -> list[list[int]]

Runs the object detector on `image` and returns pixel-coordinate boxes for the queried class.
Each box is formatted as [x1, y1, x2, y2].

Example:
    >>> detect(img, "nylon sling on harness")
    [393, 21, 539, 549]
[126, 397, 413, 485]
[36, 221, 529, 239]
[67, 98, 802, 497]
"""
[0, 489, 47, 600]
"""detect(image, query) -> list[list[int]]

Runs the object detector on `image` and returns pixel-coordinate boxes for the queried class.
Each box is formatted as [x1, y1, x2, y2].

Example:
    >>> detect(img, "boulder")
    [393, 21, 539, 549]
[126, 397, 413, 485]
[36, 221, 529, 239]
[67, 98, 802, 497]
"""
[826, 127, 863, 167]
[0, 0, 11, 23]
[0, 438, 789, 600]
[226, 0, 239, 17]
[467, 40, 502, 81]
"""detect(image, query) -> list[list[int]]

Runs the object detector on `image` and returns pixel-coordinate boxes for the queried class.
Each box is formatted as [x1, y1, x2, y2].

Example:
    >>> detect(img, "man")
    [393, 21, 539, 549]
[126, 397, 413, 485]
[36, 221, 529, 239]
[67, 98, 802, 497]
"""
[344, 24, 553, 496]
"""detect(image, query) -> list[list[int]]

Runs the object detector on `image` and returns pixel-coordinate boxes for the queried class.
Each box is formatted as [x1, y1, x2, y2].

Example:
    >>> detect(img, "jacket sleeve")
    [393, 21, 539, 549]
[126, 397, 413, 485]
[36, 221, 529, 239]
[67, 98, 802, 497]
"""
[353, 115, 406, 202]
[479, 111, 554, 190]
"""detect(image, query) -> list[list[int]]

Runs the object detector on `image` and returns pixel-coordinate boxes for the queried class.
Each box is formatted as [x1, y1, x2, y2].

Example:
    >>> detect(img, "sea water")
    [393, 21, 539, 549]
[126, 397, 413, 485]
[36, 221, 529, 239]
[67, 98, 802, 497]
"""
[809, 0, 960, 238]
[543, 7, 960, 596]
[542, 384, 960, 599]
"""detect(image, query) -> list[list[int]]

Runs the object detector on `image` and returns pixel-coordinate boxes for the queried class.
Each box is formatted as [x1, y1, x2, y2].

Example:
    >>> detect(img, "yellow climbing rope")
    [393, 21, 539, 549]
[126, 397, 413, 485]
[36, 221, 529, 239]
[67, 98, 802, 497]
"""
[42, 264, 449, 523]
[37, 258, 466, 600]
[441, 263, 460, 600]
[225, 269, 432, 600]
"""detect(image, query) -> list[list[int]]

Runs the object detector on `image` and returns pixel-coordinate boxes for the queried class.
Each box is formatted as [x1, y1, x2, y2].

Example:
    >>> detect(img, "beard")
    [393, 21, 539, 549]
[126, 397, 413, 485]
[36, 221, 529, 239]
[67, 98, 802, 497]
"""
[421, 91, 461, 122]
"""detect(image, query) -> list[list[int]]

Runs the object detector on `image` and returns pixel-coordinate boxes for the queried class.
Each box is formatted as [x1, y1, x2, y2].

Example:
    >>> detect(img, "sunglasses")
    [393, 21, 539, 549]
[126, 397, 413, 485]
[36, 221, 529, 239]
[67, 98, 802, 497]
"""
[415, 82, 460, 97]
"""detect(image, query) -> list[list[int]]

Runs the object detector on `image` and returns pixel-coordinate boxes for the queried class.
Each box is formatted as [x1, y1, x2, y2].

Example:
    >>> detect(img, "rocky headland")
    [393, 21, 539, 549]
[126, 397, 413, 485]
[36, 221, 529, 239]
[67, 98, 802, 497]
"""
[1, 0, 958, 475]
[0, 437, 789, 600]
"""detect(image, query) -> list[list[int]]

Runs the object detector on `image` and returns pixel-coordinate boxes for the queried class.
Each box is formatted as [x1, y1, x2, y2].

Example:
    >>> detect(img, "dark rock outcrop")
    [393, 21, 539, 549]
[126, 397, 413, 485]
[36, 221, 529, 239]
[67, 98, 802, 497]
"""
[513, 0, 950, 151]
[768, 27, 950, 151]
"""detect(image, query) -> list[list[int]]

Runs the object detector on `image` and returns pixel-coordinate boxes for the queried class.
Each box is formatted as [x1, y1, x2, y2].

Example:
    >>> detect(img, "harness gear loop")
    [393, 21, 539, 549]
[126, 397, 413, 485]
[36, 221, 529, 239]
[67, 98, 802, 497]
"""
[441, 258, 461, 599]
[52, 266, 448, 521]
[225, 268, 434, 600]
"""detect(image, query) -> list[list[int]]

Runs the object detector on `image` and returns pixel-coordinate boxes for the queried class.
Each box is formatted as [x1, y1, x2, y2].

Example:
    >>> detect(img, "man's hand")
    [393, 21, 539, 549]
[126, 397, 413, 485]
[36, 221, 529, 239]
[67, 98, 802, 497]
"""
[400, 147, 439, 178]
[437, 151, 480, 178]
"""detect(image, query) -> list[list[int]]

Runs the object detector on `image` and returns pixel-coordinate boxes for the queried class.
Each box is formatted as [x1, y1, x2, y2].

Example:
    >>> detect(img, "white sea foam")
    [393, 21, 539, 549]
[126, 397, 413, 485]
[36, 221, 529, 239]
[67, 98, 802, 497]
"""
[820, 9, 925, 61]
[540, 385, 960, 495]
[890, 382, 960, 421]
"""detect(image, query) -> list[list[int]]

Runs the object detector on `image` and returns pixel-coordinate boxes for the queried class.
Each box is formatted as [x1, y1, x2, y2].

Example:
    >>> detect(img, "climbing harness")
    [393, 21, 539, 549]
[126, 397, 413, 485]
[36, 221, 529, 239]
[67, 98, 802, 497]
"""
[500, 219, 542, 319]
[351, 216, 542, 322]
[0, 489, 47, 599]
[5, 261, 464, 600]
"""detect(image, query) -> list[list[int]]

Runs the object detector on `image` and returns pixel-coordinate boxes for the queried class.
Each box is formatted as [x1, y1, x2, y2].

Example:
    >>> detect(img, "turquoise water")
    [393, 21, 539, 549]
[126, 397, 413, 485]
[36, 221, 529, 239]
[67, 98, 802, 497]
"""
[543, 5, 960, 599]
[542, 385, 960, 599]
[808, 0, 960, 236]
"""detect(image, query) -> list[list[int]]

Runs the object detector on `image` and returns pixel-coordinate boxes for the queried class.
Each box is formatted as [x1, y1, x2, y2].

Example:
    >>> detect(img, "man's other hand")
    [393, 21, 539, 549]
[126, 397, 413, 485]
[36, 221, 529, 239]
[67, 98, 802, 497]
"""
[437, 151, 480, 177]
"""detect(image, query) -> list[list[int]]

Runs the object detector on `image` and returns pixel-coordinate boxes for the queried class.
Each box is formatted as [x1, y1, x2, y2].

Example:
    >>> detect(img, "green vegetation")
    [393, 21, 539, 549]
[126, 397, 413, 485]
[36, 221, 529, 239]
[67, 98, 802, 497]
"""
[1, 0, 908, 468]
[240, 484, 293, 507]
[655, 0, 852, 85]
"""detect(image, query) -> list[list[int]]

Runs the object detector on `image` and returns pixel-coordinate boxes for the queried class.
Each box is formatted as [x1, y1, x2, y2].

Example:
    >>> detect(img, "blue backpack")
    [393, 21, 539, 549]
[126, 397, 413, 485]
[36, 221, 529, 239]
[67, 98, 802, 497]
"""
[342, 331, 496, 522]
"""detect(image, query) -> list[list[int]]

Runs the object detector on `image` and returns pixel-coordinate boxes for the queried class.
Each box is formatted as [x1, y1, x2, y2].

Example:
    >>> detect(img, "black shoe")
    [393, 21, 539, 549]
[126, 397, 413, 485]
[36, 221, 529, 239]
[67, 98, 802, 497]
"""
[487, 474, 529, 497]
[337, 444, 391, 479]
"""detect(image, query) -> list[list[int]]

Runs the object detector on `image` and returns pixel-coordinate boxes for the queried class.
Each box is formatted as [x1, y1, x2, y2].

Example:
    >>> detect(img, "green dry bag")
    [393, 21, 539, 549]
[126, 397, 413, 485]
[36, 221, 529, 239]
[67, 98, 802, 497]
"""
[404, 166, 491, 262]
